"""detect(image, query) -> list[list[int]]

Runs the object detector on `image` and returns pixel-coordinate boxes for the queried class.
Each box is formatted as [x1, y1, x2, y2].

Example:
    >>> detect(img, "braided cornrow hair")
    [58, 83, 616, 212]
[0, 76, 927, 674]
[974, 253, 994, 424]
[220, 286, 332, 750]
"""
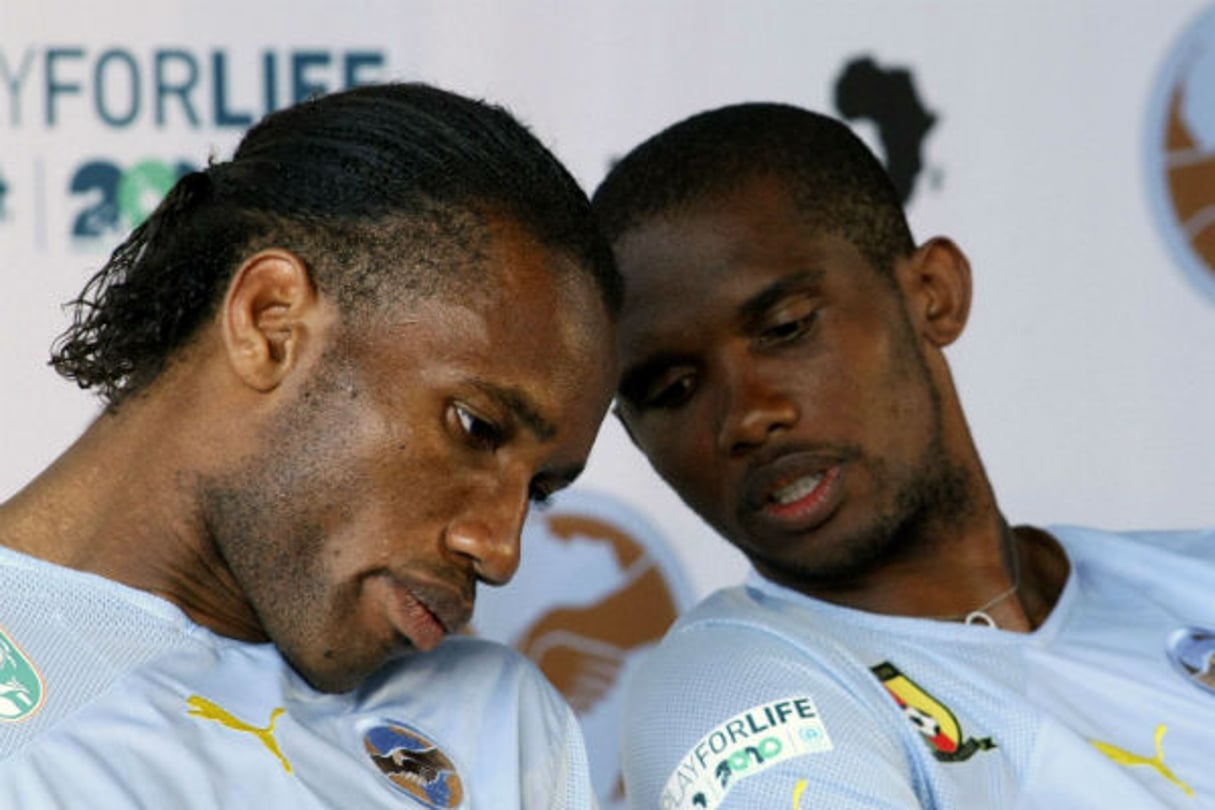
[51, 82, 620, 407]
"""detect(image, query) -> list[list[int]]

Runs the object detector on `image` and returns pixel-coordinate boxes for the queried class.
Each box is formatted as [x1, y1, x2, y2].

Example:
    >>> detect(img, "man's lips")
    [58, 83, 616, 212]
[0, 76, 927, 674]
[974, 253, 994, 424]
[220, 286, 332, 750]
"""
[375, 575, 473, 653]
[740, 450, 847, 532]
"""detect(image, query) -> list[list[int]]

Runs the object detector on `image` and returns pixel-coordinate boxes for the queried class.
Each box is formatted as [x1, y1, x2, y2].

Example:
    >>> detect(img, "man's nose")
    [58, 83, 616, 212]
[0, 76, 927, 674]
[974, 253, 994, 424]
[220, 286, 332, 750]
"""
[715, 357, 798, 456]
[442, 472, 529, 586]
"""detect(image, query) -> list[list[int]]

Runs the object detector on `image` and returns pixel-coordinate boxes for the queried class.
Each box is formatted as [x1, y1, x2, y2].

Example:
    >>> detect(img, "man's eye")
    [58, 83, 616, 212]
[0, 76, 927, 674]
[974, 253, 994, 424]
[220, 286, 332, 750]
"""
[756, 311, 818, 348]
[453, 403, 503, 450]
[643, 373, 697, 411]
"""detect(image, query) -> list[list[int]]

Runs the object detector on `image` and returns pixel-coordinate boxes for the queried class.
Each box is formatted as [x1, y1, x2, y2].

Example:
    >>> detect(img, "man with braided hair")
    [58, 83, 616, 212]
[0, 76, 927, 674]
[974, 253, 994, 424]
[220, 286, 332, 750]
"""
[0, 82, 618, 808]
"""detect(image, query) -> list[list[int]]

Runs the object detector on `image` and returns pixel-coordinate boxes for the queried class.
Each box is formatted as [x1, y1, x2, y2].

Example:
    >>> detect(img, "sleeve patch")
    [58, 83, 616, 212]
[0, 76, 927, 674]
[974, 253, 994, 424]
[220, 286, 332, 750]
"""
[660, 694, 833, 809]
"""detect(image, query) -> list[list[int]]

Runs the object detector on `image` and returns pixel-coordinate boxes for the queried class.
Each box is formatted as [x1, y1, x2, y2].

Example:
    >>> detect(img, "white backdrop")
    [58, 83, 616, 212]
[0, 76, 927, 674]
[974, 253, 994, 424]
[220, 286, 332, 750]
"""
[4, 2, 1215, 804]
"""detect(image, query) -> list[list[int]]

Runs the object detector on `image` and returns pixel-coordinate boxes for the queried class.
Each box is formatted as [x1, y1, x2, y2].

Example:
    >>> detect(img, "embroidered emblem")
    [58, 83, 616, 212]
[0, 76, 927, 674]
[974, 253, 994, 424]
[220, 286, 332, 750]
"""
[661, 695, 833, 810]
[1166, 626, 1215, 695]
[791, 778, 809, 809]
[186, 695, 293, 773]
[0, 624, 45, 723]
[363, 721, 464, 808]
[871, 662, 995, 762]
[1091, 724, 1194, 797]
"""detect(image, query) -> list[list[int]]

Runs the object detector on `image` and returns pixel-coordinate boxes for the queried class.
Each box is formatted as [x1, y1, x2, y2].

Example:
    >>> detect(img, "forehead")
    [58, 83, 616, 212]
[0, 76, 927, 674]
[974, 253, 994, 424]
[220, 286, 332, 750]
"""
[613, 178, 873, 352]
[351, 215, 615, 419]
[617, 178, 806, 290]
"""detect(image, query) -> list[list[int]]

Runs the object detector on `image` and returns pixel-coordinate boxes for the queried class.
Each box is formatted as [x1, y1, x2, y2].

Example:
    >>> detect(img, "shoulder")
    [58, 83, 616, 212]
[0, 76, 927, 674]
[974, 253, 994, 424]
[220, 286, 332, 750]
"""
[367, 637, 593, 807]
[662, 582, 812, 640]
[1045, 524, 1215, 629]
[396, 635, 550, 684]
[0, 550, 231, 759]
[626, 587, 885, 718]
[620, 588, 917, 809]
[411, 634, 530, 666]
[368, 636, 554, 694]
[639, 582, 865, 681]
[1048, 524, 1215, 568]
[364, 636, 574, 728]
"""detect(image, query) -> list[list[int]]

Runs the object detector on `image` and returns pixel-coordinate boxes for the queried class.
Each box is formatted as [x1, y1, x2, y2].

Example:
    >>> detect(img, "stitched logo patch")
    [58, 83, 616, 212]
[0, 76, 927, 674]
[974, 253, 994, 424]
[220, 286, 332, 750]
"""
[0, 624, 44, 723]
[872, 661, 995, 762]
[364, 721, 465, 808]
[660, 695, 833, 810]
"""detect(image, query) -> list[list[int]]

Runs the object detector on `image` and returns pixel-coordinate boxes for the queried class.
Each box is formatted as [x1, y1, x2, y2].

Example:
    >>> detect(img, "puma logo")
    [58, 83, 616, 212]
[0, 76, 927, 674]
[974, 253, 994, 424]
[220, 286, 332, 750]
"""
[1090, 724, 1193, 797]
[792, 778, 809, 809]
[187, 695, 293, 773]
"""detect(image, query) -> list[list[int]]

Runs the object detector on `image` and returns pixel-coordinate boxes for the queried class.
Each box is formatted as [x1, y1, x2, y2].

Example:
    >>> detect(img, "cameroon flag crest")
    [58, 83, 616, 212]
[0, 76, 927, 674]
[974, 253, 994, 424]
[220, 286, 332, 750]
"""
[871, 661, 996, 762]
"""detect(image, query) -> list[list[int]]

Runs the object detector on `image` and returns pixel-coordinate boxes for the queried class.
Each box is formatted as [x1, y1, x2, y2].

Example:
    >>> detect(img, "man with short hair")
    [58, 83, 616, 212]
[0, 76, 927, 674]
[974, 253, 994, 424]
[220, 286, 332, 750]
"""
[593, 102, 1215, 808]
[0, 82, 618, 807]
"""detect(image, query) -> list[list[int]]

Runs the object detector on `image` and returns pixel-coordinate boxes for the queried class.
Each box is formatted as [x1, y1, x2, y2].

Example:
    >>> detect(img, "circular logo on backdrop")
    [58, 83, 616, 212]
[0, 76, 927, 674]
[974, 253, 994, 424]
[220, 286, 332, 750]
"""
[472, 488, 695, 809]
[1146, 4, 1215, 303]
[362, 721, 464, 807]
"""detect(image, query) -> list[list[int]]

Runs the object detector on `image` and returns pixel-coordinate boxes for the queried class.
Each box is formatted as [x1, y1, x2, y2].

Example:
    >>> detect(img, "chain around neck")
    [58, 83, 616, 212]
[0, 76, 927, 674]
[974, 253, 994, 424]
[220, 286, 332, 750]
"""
[939, 532, 1023, 628]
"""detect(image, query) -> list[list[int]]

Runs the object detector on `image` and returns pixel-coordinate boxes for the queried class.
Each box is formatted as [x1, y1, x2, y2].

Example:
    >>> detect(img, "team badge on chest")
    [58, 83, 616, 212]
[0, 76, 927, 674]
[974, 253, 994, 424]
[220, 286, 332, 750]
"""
[871, 662, 995, 762]
[363, 720, 465, 808]
[0, 625, 44, 722]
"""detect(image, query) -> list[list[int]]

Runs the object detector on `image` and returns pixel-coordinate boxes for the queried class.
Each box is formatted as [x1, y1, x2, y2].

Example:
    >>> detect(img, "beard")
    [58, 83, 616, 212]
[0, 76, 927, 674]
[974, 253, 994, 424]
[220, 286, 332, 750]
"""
[194, 355, 381, 693]
[747, 329, 980, 590]
[198, 457, 354, 689]
[761, 433, 976, 589]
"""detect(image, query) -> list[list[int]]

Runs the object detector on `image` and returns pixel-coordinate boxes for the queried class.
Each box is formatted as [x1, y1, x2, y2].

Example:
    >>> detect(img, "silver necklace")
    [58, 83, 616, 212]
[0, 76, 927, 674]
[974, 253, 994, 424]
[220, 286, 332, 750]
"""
[944, 538, 1023, 628]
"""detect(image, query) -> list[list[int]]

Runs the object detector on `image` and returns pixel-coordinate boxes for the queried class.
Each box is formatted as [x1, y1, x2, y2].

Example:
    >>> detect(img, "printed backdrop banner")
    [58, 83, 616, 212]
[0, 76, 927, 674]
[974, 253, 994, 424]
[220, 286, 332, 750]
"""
[4, 2, 1215, 805]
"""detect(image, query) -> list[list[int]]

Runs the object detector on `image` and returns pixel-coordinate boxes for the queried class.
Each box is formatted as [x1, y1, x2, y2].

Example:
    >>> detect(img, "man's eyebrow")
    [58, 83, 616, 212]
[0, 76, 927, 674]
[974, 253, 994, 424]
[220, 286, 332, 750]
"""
[470, 379, 558, 441]
[737, 269, 824, 328]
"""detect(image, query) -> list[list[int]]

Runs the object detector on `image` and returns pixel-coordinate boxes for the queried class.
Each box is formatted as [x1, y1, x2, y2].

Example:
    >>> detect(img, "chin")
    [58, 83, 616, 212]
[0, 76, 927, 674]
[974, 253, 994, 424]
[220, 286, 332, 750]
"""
[283, 646, 379, 694]
[293, 663, 361, 694]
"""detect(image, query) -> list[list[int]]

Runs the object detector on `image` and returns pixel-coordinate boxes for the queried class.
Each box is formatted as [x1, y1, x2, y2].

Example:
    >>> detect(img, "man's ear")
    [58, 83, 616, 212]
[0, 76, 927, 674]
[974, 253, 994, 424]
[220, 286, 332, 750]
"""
[221, 249, 319, 391]
[895, 236, 972, 348]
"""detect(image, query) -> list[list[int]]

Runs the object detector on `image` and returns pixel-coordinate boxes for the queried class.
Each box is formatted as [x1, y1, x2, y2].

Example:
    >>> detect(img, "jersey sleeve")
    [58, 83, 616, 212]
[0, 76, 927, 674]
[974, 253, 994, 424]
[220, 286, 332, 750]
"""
[621, 620, 924, 809]
[513, 654, 600, 810]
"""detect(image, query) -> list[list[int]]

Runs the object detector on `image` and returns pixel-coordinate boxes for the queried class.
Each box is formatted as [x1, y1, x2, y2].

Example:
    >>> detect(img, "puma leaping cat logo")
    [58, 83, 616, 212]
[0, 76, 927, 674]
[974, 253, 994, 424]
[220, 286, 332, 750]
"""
[187, 695, 293, 773]
[1090, 724, 1193, 797]
[792, 778, 809, 809]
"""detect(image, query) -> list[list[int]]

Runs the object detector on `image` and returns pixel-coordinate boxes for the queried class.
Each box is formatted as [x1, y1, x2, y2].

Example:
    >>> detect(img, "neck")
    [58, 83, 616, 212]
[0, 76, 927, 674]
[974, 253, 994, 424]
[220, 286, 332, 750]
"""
[780, 516, 1068, 633]
[969, 524, 1068, 632]
[0, 394, 268, 642]
[930, 521, 1022, 627]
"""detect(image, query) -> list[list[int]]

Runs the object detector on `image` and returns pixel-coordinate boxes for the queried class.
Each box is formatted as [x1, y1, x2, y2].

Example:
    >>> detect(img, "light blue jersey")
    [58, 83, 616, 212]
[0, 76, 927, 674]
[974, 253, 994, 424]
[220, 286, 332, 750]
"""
[0, 547, 596, 809]
[622, 527, 1215, 809]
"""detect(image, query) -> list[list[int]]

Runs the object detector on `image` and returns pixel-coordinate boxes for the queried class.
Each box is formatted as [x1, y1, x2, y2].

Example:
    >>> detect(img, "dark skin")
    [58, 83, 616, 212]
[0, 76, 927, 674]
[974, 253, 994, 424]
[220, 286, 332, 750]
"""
[0, 214, 617, 692]
[613, 174, 1067, 631]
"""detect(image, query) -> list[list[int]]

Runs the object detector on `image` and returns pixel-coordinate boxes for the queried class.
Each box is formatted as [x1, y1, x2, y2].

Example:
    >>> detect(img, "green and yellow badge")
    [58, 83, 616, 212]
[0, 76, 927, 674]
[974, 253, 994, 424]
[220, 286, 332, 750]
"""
[0, 625, 45, 722]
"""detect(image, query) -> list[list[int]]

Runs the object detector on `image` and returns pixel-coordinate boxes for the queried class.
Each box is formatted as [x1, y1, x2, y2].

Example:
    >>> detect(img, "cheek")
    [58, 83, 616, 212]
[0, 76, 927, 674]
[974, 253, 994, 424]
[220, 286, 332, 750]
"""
[279, 422, 447, 574]
[808, 373, 871, 431]
[871, 350, 937, 436]
[793, 327, 922, 431]
[336, 452, 465, 561]
[359, 400, 461, 505]
[639, 419, 719, 498]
